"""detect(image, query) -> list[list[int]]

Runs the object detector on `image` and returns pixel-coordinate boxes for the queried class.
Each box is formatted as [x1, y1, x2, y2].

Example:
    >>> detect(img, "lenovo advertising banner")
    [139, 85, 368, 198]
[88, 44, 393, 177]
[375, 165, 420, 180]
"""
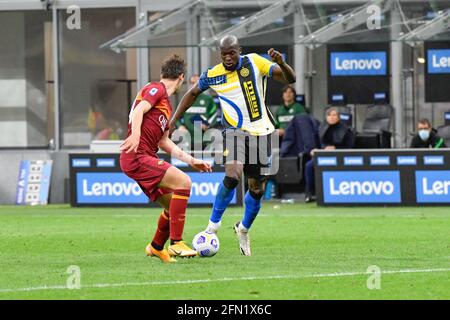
[70, 154, 241, 207]
[315, 149, 450, 206]
[328, 43, 390, 104]
[425, 41, 450, 102]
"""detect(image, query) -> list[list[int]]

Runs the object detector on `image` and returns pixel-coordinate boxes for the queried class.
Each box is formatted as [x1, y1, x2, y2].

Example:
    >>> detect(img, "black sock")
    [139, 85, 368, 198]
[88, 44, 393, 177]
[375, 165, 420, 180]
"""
[170, 239, 182, 245]
[151, 241, 164, 251]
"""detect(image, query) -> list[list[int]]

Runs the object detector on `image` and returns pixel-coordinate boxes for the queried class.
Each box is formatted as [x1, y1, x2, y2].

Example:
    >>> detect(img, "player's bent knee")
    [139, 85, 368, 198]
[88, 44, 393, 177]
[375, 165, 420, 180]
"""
[223, 176, 239, 190]
[178, 173, 192, 190]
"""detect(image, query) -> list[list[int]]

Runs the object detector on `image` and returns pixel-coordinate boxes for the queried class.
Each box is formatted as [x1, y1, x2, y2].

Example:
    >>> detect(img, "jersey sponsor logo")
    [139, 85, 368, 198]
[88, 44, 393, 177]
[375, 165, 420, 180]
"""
[243, 81, 260, 120]
[322, 171, 401, 203]
[330, 51, 387, 76]
[416, 171, 450, 203]
[238, 56, 262, 122]
[159, 114, 168, 132]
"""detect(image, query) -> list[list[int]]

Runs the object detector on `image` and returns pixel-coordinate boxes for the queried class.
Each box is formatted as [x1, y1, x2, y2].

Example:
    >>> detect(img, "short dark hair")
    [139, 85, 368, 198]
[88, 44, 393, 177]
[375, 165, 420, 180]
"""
[282, 84, 296, 96]
[418, 118, 431, 128]
[161, 54, 185, 79]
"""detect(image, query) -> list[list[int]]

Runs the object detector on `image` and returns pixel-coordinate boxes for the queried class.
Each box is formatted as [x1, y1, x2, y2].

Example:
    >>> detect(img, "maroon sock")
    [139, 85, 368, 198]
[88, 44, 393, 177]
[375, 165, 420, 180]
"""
[151, 210, 170, 250]
[169, 189, 190, 242]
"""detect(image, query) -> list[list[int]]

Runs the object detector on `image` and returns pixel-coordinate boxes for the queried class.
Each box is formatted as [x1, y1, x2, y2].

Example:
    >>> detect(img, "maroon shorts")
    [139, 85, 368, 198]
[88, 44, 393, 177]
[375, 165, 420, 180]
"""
[120, 152, 172, 202]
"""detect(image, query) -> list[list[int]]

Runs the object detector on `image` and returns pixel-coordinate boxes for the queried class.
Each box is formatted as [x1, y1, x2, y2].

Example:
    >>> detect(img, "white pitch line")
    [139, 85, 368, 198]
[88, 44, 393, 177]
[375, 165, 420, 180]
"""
[0, 268, 449, 294]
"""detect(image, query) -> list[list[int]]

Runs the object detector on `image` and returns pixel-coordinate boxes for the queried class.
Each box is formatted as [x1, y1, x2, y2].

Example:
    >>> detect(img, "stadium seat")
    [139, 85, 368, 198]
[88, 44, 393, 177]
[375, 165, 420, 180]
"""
[355, 104, 393, 149]
[275, 155, 304, 184]
[437, 125, 450, 147]
[278, 114, 320, 198]
[274, 154, 306, 197]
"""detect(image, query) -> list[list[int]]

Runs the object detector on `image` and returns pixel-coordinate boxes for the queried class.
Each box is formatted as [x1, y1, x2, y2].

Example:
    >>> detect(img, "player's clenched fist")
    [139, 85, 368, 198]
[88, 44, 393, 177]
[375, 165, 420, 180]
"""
[268, 48, 283, 64]
[120, 133, 140, 153]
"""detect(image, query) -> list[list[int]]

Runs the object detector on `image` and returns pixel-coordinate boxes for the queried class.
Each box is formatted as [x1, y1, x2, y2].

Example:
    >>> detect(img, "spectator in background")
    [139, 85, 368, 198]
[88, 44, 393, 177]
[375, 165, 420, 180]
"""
[95, 120, 123, 140]
[304, 108, 354, 202]
[177, 74, 218, 146]
[275, 85, 307, 138]
[410, 118, 446, 149]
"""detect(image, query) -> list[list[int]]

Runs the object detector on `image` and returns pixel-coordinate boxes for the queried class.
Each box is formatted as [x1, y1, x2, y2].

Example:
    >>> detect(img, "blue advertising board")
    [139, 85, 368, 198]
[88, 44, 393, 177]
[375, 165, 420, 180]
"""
[16, 160, 53, 205]
[330, 51, 387, 76]
[76, 172, 235, 205]
[427, 49, 450, 74]
[77, 172, 148, 204]
[71, 154, 241, 206]
[415, 171, 450, 203]
[315, 150, 450, 206]
[322, 171, 401, 204]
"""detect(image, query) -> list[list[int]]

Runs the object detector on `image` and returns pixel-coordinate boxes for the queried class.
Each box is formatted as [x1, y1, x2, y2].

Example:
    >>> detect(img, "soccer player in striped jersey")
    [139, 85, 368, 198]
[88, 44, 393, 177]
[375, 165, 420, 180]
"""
[169, 35, 296, 256]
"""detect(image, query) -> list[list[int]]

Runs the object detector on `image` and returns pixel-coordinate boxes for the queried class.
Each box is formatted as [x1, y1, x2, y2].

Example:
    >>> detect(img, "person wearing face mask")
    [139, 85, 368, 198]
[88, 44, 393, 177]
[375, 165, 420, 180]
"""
[304, 107, 354, 202]
[410, 118, 446, 149]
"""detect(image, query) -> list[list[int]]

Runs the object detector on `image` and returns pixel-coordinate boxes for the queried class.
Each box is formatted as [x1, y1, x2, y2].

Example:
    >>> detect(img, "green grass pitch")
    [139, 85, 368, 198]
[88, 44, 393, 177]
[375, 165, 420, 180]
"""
[0, 204, 448, 300]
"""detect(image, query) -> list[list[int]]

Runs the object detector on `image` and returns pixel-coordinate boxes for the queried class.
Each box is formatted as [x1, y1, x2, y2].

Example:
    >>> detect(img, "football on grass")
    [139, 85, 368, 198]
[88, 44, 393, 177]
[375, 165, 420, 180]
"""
[192, 231, 220, 257]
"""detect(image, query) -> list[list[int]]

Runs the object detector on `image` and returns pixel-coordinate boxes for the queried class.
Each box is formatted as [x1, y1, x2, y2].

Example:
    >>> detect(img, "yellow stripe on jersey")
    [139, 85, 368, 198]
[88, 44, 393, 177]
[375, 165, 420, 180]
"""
[207, 64, 227, 78]
[214, 84, 239, 94]
[226, 72, 239, 83]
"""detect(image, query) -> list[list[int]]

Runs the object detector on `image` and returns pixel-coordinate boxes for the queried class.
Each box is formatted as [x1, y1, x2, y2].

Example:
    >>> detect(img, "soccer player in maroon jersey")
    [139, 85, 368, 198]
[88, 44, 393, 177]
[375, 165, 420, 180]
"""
[120, 54, 212, 263]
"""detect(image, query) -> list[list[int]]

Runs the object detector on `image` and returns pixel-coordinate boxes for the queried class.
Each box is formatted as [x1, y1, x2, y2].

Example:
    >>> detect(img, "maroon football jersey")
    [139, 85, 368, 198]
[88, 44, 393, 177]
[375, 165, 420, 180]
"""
[125, 82, 172, 157]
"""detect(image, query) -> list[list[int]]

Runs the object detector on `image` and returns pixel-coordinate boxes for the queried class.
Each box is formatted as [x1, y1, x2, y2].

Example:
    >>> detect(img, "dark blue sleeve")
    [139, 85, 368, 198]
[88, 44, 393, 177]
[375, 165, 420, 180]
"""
[198, 71, 210, 91]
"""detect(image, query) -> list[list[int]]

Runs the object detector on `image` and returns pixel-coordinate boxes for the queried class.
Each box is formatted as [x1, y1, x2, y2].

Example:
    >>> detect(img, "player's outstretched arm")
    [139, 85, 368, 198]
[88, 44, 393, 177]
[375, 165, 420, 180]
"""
[120, 100, 152, 153]
[168, 84, 202, 136]
[268, 48, 296, 84]
[159, 131, 212, 173]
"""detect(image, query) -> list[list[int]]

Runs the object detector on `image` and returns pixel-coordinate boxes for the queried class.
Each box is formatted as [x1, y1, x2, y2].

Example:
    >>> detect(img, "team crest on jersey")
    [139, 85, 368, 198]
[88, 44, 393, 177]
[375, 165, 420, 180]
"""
[158, 160, 164, 166]
[240, 67, 250, 78]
